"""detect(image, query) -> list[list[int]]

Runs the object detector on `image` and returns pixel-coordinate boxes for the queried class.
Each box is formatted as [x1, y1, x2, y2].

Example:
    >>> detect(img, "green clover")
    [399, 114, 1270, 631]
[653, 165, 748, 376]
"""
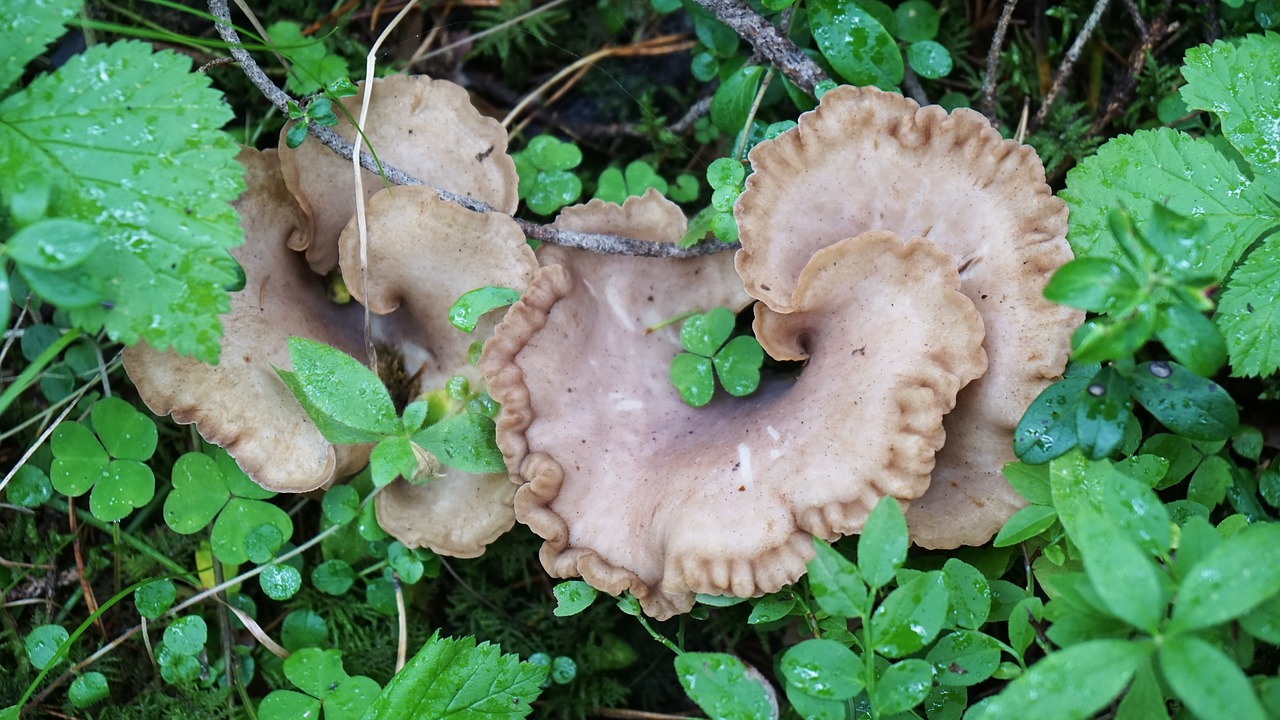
[669, 307, 764, 407]
[257, 648, 381, 720]
[513, 135, 583, 215]
[50, 397, 156, 522]
[162, 447, 292, 566]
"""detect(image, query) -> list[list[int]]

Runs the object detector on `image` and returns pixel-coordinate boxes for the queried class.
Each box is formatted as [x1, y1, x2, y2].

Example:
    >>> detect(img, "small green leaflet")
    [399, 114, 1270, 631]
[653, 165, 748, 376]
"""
[0, 0, 81, 92]
[0, 41, 245, 363]
[412, 413, 506, 474]
[361, 632, 545, 719]
[1060, 128, 1279, 282]
[1217, 235, 1280, 376]
[276, 337, 399, 444]
[449, 286, 521, 333]
[1181, 34, 1280, 192]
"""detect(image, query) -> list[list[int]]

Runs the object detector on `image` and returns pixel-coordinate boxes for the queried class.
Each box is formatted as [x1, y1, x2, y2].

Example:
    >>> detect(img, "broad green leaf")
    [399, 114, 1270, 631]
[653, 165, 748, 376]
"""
[894, 0, 940, 41]
[1139, 433, 1203, 488]
[747, 592, 795, 624]
[671, 353, 715, 407]
[134, 579, 176, 619]
[967, 640, 1149, 720]
[552, 580, 598, 617]
[1043, 258, 1141, 313]
[1156, 303, 1226, 377]
[623, 160, 667, 196]
[370, 436, 418, 488]
[91, 398, 157, 461]
[674, 652, 773, 720]
[260, 563, 302, 601]
[210, 498, 293, 565]
[265, 21, 348, 96]
[1143, 203, 1214, 282]
[906, 41, 952, 79]
[311, 560, 355, 596]
[942, 558, 991, 629]
[1006, 597, 1044, 657]
[281, 609, 328, 651]
[1071, 308, 1156, 363]
[681, 307, 736, 356]
[258, 690, 320, 720]
[7, 465, 52, 508]
[362, 632, 544, 719]
[1187, 454, 1231, 508]
[1073, 367, 1131, 459]
[1128, 361, 1237, 441]
[1061, 129, 1279, 282]
[1013, 377, 1089, 463]
[926, 631, 1000, 686]
[807, 538, 869, 619]
[874, 659, 933, 715]
[526, 170, 581, 215]
[1170, 521, 1280, 631]
[1052, 449, 1171, 555]
[1217, 235, 1280, 377]
[163, 615, 207, 656]
[25, 624, 69, 670]
[859, 496, 909, 589]
[525, 135, 582, 172]
[157, 644, 201, 684]
[710, 64, 765, 135]
[713, 336, 763, 397]
[809, 0, 903, 88]
[164, 452, 230, 534]
[1002, 461, 1052, 504]
[1181, 34, 1280, 185]
[67, 671, 109, 708]
[1114, 662, 1167, 720]
[924, 685, 967, 720]
[779, 639, 862, 700]
[49, 422, 108, 496]
[284, 647, 348, 700]
[1, 0, 80, 88]
[412, 413, 505, 474]
[1240, 594, 1280, 644]
[784, 685, 844, 720]
[1064, 507, 1164, 632]
[0, 42, 244, 362]
[1159, 634, 1264, 720]
[870, 571, 948, 658]
[449, 286, 521, 333]
[993, 505, 1058, 547]
[5, 218, 100, 271]
[280, 337, 399, 440]
[88, 459, 154, 522]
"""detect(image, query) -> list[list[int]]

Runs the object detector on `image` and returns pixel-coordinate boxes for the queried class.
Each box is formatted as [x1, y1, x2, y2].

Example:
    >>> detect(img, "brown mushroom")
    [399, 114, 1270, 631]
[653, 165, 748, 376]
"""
[336, 185, 537, 557]
[124, 148, 369, 492]
[734, 85, 1081, 548]
[278, 74, 518, 274]
[481, 191, 987, 618]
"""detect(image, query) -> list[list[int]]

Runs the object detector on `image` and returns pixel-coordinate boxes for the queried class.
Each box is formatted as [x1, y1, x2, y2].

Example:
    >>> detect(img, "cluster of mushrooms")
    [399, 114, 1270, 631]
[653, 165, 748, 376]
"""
[124, 75, 1079, 619]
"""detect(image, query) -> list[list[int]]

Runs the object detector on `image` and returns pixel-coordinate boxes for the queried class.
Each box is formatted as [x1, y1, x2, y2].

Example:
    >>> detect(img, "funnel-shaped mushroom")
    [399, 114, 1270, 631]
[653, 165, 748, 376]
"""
[337, 185, 537, 557]
[735, 86, 1080, 548]
[481, 192, 986, 618]
[124, 148, 369, 491]
[279, 75, 518, 274]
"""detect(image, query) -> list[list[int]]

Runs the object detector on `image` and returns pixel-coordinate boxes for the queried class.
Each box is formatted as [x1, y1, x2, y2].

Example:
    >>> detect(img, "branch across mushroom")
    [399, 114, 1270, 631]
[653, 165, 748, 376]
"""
[480, 192, 987, 618]
[735, 85, 1081, 548]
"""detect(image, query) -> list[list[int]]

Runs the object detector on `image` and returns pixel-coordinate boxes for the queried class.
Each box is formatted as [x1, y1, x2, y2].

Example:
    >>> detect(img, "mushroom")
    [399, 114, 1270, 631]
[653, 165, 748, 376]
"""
[337, 185, 537, 557]
[480, 191, 987, 617]
[734, 85, 1081, 548]
[277, 74, 518, 274]
[124, 147, 370, 492]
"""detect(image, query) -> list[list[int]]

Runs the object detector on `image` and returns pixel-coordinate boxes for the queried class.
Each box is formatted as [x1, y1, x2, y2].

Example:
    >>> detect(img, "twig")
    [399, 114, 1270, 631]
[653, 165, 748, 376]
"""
[394, 573, 407, 672]
[1032, 0, 1112, 131]
[901, 62, 929, 106]
[207, 0, 733, 259]
[689, 0, 828, 96]
[1088, 17, 1179, 135]
[981, 0, 1020, 126]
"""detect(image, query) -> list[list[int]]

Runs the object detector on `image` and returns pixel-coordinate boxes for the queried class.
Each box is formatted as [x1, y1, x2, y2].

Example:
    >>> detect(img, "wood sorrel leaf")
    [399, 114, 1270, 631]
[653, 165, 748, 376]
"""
[671, 353, 715, 407]
[448, 286, 521, 333]
[210, 498, 293, 566]
[283, 647, 348, 700]
[91, 397, 157, 462]
[164, 452, 231, 533]
[681, 307, 736, 357]
[713, 336, 763, 397]
[1128, 360, 1238, 441]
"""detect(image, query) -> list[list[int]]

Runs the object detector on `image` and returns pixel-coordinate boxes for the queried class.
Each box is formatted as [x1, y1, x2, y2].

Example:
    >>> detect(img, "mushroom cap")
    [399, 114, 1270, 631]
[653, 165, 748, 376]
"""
[124, 148, 369, 492]
[337, 185, 537, 556]
[278, 74, 518, 274]
[480, 192, 986, 618]
[735, 85, 1081, 548]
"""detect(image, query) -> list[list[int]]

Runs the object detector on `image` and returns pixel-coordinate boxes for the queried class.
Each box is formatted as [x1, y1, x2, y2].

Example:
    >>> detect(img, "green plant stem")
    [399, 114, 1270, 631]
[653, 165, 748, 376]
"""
[0, 328, 83, 417]
[47, 497, 195, 583]
[634, 613, 684, 655]
[863, 621, 879, 720]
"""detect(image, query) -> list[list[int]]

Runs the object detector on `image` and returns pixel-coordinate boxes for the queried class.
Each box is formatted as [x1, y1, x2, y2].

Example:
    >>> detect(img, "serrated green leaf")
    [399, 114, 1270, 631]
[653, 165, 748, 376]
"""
[1159, 634, 1265, 720]
[1170, 521, 1280, 632]
[449, 286, 521, 333]
[1181, 34, 1280, 186]
[412, 413, 504, 474]
[1061, 129, 1279, 282]
[807, 538, 868, 619]
[552, 580, 598, 617]
[0, 41, 245, 362]
[871, 571, 948, 658]
[674, 652, 773, 720]
[0, 0, 82, 92]
[1128, 361, 1237, 441]
[1217, 235, 1280, 377]
[860, 496, 909, 590]
[968, 640, 1149, 720]
[810, 0, 903, 87]
[363, 632, 545, 719]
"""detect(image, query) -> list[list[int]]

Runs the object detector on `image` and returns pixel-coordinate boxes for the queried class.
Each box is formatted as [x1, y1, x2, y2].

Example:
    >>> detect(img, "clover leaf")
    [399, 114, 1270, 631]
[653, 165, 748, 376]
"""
[669, 307, 764, 407]
[514, 135, 583, 215]
[49, 398, 156, 522]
